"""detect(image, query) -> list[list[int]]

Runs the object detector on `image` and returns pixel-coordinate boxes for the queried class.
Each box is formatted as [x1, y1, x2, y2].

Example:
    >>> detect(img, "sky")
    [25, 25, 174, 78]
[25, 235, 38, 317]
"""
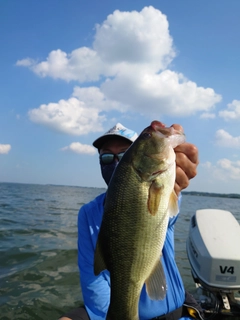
[1, 0, 240, 194]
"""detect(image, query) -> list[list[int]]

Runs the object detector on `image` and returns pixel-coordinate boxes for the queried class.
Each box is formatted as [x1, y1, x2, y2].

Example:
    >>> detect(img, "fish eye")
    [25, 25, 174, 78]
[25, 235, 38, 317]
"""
[141, 132, 151, 139]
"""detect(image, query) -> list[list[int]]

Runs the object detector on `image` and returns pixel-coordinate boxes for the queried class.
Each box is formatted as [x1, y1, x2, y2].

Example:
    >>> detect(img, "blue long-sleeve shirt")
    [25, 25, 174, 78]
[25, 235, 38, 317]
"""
[78, 192, 192, 320]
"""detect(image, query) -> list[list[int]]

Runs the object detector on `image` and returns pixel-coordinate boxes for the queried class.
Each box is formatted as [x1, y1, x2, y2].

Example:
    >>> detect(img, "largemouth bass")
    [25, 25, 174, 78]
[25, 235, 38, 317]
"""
[94, 120, 185, 320]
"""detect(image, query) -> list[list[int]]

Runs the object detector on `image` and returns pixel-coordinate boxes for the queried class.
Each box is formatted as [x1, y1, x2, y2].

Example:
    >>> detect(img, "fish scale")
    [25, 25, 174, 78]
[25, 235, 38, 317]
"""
[94, 121, 185, 320]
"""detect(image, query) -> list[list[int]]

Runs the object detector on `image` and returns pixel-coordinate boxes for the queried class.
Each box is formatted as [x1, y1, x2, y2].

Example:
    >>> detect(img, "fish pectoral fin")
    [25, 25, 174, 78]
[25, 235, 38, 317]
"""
[145, 258, 167, 300]
[94, 241, 107, 275]
[168, 190, 179, 217]
[148, 181, 163, 216]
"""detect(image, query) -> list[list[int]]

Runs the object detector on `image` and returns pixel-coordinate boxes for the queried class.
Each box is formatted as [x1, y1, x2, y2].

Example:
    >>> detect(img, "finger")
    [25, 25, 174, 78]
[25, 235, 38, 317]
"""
[171, 123, 184, 133]
[174, 143, 199, 165]
[174, 182, 181, 196]
[175, 151, 198, 181]
[175, 166, 190, 193]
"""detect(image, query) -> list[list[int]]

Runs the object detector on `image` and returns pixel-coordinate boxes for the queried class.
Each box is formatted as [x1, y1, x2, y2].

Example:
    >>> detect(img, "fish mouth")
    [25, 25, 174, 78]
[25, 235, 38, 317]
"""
[151, 120, 166, 129]
[150, 120, 183, 137]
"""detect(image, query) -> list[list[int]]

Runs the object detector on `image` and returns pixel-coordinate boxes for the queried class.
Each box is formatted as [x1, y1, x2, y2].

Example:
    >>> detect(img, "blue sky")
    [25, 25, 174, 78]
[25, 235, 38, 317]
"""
[1, 0, 240, 193]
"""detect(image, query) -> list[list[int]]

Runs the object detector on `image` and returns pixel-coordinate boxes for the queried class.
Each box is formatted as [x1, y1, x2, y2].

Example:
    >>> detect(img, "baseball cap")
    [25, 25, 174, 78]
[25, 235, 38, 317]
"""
[92, 123, 138, 149]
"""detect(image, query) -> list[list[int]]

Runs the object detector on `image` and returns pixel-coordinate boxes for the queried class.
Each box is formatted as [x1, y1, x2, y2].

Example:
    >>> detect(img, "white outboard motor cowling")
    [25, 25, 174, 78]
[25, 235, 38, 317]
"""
[186, 209, 240, 318]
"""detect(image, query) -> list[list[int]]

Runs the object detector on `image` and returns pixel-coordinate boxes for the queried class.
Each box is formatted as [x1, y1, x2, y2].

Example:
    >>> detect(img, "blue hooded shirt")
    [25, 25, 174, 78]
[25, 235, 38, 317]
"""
[78, 192, 192, 320]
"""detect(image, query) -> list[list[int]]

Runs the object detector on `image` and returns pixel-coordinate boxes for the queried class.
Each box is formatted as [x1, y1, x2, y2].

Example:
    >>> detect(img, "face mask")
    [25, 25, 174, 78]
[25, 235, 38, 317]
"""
[100, 162, 118, 185]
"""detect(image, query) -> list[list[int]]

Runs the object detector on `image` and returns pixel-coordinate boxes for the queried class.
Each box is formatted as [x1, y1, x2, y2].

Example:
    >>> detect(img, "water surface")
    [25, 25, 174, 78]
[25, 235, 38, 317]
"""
[0, 183, 239, 319]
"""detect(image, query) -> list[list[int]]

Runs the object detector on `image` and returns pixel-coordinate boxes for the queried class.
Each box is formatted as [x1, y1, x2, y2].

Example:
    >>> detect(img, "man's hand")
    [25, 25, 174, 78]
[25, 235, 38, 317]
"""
[171, 124, 199, 196]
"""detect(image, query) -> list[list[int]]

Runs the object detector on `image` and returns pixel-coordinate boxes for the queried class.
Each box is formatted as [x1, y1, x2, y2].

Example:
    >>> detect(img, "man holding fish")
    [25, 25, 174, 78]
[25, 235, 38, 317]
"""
[60, 121, 203, 320]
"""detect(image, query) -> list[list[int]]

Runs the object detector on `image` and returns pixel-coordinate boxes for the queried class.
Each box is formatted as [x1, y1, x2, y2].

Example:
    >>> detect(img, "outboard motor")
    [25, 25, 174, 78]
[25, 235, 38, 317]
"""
[186, 209, 240, 318]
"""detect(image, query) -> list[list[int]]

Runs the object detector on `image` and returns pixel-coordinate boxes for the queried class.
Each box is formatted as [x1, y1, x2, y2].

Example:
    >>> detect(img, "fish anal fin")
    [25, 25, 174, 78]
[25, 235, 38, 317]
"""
[148, 182, 163, 216]
[145, 258, 167, 300]
[94, 241, 107, 275]
[168, 190, 179, 217]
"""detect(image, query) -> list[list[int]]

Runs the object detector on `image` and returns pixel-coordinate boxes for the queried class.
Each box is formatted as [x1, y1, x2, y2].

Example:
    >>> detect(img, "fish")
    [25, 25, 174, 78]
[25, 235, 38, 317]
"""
[94, 120, 186, 320]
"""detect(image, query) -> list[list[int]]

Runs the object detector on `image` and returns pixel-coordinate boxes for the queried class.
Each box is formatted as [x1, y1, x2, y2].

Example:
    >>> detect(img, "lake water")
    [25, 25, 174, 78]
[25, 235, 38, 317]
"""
[0, 182, 240, 319]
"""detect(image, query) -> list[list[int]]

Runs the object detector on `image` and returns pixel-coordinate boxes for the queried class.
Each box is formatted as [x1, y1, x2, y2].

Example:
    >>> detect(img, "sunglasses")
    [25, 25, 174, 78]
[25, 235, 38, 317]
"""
[99, 152, 125, 165]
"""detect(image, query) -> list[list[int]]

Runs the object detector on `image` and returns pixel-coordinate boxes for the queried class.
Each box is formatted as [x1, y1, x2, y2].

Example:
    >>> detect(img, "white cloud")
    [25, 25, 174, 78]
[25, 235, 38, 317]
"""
[201, 159, 240, 181]
[29, 48, 104, 82]
[215, 129, 240, 148]
[0, 144, 11, 154]
[219, 100, 240, 121]
[61, 142, 96, 155]
[16, 7, 175, 81]
[101, 70, 221, 116]
[201, 161, 212, 169]
[93, 6, 175, 70]
[217, 158, 240, 180]
[18, 6, 222, 133]
[16, 58, 36, 67]
[72, 86, 124, 111]
[200, 112, 216, 119]
[27, 86, 129, 136]
[28, 97, 105, 135]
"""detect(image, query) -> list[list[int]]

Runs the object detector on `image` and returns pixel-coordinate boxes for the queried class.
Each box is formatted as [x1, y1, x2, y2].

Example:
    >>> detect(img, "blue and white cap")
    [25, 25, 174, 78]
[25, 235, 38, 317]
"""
[93, 123, 138, 149]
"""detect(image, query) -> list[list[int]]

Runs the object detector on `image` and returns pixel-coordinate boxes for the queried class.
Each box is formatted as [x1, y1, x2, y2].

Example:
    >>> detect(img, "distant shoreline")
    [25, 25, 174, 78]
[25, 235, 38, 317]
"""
[1, 182, 239, 199]
[182, 191, 240, 199]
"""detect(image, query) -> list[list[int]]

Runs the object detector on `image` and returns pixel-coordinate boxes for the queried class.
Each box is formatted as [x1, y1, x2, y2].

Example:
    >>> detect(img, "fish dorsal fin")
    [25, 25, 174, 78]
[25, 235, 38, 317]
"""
[168, 190, 179, 217]
[148, 181, 163, 216]
[94, 241, 107, 275]
[145, 258, 167, 300]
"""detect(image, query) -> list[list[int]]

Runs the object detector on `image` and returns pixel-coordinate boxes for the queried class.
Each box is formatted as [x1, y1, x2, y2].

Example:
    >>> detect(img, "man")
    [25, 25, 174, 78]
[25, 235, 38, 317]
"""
[60, 122, 201, 320]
